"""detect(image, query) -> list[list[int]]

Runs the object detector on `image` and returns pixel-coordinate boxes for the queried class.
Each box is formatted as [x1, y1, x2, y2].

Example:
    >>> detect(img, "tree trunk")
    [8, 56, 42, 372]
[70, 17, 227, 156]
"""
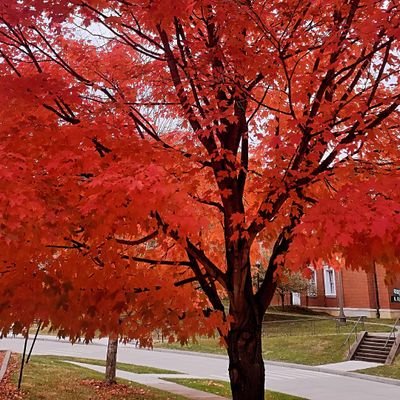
[105, 337, 118, 384]
[280, 293, 285, 310]
[227, 322, 265, 400]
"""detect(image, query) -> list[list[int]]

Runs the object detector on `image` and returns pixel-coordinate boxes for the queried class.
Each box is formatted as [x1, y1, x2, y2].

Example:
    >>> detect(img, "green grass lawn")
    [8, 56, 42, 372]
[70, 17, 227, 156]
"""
[263, 334, 348, 365]
[13, 356, 186, 400]
[262, 313, 394, 338]
[156, 334, 348, 365]
[155, 336, 226, 354]
[155, 312, 395, 366]
[163, 378, 308, 399]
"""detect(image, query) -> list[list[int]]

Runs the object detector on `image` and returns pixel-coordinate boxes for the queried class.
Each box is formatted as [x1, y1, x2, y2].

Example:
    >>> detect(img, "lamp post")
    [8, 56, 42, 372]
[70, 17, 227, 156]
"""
[373, 260, 381, 319]
[337, 270, 346, 324]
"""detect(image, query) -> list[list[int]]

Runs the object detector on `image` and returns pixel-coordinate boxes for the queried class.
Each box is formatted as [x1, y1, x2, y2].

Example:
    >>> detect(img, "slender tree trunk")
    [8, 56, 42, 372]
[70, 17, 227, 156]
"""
[226, 253, 265, 400]
[105, 337, 118, 384]
[227, 318, 264, 400]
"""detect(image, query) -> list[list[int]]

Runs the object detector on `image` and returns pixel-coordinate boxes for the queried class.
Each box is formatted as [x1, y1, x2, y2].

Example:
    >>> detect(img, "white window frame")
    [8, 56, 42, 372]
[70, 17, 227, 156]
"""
[307, 268, 317, 297]
[323, 266, 336, 297]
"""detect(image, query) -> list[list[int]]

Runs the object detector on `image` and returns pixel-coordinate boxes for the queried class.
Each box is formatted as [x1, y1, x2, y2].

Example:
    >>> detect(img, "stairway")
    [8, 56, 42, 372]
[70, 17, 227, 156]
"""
[352, 333, 395, 363]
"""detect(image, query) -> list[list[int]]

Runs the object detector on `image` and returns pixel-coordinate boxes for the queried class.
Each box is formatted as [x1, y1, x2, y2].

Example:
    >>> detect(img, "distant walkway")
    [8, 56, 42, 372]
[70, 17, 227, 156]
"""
[1, 335, 400, 400]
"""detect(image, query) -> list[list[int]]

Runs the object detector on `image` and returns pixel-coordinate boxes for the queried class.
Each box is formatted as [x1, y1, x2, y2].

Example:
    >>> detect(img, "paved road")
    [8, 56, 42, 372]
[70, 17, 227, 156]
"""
[1, 336, 399, 399]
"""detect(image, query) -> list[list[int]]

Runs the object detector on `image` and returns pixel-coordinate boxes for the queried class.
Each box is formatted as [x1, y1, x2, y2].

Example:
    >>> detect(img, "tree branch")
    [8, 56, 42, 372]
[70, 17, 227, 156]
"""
[115, 230, 159, 246]
[121, 255, 191, 266]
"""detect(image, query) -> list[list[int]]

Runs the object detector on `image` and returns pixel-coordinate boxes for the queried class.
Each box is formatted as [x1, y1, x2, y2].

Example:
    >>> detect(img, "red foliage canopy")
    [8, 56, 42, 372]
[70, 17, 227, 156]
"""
[0, 2, 399, 395]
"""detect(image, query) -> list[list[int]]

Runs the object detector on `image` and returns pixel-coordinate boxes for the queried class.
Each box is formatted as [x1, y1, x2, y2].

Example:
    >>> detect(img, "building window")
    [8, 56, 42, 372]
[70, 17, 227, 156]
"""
[307, 268, 317, 297]
[324, 267, 336, 296]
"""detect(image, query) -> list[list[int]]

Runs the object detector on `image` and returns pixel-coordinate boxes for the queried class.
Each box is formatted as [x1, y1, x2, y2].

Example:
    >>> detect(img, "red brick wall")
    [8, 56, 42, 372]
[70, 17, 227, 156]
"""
[341, 268, 372, 308]
[377, 263, 400, 310]
[375, 263, 391, 309]
[268, 264, 400, 312]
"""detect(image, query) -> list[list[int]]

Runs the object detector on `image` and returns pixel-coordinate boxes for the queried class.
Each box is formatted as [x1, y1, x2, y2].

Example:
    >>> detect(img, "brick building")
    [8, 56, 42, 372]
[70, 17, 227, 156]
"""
[271, 264, 400, 319]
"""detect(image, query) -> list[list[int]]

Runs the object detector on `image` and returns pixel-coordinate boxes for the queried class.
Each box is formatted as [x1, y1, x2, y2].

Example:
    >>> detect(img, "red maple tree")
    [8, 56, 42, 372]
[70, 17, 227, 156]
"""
[0, 1, 399, 398]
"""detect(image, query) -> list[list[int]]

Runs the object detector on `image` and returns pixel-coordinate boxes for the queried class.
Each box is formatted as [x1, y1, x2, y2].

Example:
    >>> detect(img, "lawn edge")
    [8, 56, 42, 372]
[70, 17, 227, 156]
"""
[0, 350, 11, 381]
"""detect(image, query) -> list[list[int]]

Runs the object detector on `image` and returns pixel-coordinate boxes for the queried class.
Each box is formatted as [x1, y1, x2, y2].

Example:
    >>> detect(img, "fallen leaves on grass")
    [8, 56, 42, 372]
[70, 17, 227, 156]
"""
[81, 379, 159, 399]
[0, 355, 23, 400]
[1, 358, 179, 400]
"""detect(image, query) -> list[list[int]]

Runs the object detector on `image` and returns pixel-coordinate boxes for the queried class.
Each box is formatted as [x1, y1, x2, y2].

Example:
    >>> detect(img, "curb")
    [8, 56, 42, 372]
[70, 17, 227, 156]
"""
[4, 335, 122, 348]
[335, 370, 400, 386]
[153, 348, 400, 387]
[152, 347, 228, 360]
[0, 350, 11, 382]
[264, 359, 400, 387]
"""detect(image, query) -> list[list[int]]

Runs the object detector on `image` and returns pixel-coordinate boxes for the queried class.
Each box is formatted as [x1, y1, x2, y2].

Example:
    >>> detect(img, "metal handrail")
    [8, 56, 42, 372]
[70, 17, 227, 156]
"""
[342, 316, 365, 354]
[384, 317, 400, 348]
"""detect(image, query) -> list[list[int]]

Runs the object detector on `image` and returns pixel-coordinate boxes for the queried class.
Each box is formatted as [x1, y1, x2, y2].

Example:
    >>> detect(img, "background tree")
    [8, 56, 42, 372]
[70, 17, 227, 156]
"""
[275, 270, 311, 310]
[0, 1, 399, 399]
[105, 337, 118, 385]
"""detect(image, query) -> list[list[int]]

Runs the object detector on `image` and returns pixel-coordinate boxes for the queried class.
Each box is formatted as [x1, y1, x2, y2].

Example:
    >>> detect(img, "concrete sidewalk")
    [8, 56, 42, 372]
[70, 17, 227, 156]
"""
[67, 361, 226, 400]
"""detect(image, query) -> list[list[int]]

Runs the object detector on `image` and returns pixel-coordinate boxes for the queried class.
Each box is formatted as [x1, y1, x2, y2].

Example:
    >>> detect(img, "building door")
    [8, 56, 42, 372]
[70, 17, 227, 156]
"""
[292, 292, 301, 306]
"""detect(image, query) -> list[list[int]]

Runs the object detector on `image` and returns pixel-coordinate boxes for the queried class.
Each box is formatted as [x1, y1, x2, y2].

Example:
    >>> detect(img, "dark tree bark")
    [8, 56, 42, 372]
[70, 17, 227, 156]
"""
[226, 256, 266, 400]
[224, 226, 291, 399]
[105, 337, 118, 384]
[227, 316, 265, 400]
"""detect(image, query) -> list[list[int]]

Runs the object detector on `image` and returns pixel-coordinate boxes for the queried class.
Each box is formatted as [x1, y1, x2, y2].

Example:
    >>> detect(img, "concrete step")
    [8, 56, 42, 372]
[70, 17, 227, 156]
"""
[359, 343, 392, 350]
[362, 339, 394, 346]
[355, 351, 388, 360]
[354, 355, 386, 363]
[364, 336, 394, 342]
[357, 346, 390, 356]
[359, 342, 393, 349]
[352, 334, 393, 364]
